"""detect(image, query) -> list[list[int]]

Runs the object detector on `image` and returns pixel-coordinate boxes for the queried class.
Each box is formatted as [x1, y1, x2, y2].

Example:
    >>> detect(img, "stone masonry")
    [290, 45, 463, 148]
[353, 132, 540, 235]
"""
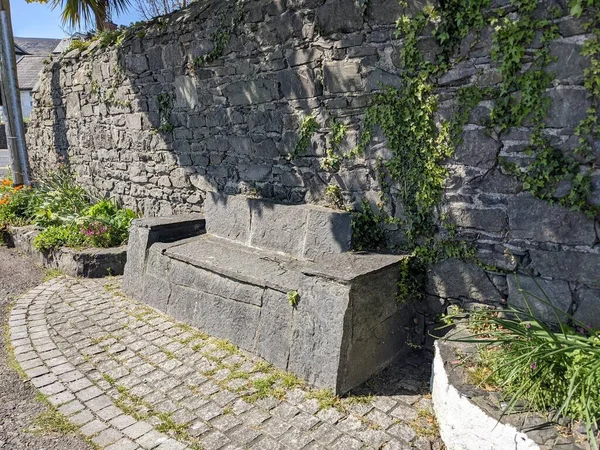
[10, 276, 442, 449]
[25, 0, 600, 325]
[123, 195, 418, 394]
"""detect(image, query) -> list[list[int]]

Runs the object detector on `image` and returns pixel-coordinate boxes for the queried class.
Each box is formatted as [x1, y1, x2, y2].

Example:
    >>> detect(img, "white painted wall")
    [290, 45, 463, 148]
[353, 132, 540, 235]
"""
[0, 89, 33, 121]
[20, 90, 33, 119]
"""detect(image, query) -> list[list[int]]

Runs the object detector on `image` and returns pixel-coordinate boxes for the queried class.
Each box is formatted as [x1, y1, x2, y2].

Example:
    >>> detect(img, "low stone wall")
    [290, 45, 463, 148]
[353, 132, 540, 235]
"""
[5, 225, 127, 277]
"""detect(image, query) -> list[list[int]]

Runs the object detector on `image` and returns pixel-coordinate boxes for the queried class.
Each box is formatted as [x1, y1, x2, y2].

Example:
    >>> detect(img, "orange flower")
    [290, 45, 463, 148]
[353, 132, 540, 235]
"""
[1, 179, 11, 186]
[0, 196, 9, 206]
[13, 185, 23, 191]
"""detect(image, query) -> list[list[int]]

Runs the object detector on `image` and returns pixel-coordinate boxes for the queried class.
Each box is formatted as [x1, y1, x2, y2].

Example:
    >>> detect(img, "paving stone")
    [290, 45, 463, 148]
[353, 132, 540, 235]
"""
[92, 427, 124, 446]
[311, 422, 342, 446]
[12, 277, 441, 450]
[39, 381, 66, 396]
[105, 437, 139, 450]
[98, 405, 125, 421]
[331, 434, 364, 450]
[69, 409, 95, 426]
[31, 373, 58, 388]
[123, 420, 154, 439]
[279, 428, 314, 449]
[155, 438, 187, 450]
[200, 430, 231, 450]
[80, 419, 109, 436]
[76, 385, 103, 401]
[58, 399, 85, 416]
[86, 394, 113, 411]
[48, 390, 76, 406]
[109, 414, 138, 430]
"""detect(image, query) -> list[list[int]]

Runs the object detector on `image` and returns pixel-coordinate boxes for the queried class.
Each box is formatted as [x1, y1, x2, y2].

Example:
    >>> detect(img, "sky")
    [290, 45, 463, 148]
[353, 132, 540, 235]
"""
[11, 0, 142, 38]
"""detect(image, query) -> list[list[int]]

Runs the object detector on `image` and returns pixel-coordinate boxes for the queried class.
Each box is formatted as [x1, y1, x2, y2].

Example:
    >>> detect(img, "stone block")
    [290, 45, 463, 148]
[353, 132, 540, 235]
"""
[302, 206, 352, 260]
[546, 87, 591, 129]
[278, 67, 322, 100]
[223, 79, 280, 106]
[174, 76, 198, 109]
[126, 210, 415, 393]
[508, 195, 596, 246]
[447, 205, 508, 233]
[452, 128, 500, 170]
[254, 289, 293, 369]
[249, 201, 309, 256]
[426, 259, 501, 303]
[507, 275, 572, 324]
[122, 214, 206, 299]
[315, 0, 363, 34]
[528, 249, 600, 288]
[203, 192, 251, 243]
[573, 287, 600, 330]
[547, 41, 589, 80]
[323, 62, 362, 93]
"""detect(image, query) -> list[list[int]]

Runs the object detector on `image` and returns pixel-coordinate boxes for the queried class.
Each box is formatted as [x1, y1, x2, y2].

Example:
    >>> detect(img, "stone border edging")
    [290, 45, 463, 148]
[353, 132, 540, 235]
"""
[8, 277, 187, 450]
[431, 341, 539, 450]
[5, 225, 126, 278]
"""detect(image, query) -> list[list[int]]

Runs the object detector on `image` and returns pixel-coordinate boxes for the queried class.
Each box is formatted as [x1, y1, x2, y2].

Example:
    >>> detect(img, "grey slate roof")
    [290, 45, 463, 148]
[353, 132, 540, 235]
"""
[16, 55, 47, 90]
[13, 37, 65, 90]
[14, 37, 62, 56]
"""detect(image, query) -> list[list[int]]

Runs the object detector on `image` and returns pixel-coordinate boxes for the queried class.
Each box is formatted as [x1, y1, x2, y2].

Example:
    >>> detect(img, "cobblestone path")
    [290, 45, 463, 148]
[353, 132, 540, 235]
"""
[8, 276, 443, 450]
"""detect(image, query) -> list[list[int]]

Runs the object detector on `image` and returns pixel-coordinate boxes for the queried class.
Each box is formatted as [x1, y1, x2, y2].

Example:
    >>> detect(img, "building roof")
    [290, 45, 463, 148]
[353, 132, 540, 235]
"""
[16, 55, 47, 90]
[14, 37, 62, 56]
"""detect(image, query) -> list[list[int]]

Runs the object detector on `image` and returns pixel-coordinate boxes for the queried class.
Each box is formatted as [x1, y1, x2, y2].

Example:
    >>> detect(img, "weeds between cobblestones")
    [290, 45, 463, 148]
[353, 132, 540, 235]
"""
[8, 276, 443, 449]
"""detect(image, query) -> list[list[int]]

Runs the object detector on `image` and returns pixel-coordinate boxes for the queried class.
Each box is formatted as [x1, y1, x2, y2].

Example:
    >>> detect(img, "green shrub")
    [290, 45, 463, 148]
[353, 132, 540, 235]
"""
[445, 283, 600, 448]
[0, 184, 37, 226]
[33, 223, 86, 251]
[81, 199, 137, 247]
[32, 165, 91, 228]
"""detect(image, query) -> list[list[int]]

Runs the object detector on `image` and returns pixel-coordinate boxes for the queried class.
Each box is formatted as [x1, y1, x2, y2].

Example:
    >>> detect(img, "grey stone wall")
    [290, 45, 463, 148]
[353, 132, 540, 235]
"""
[26, 0, 600, 326]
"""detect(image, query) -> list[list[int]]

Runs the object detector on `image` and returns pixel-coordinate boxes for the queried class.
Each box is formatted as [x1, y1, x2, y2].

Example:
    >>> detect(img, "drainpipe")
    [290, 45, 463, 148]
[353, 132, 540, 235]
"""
[0, 0, 29, 185]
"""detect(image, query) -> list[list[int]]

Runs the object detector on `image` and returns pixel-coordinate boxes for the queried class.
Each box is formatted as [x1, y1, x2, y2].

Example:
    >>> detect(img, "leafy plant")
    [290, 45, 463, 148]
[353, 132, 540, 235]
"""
[81, 199, 137, 247]
[444, 281, 600, 449]
[33, 223, 86, 251]
[0, 181, 37, 227]
[31, 164, 91, 228]
[287, 290, 299, 308]
[290, 115, 319, 160]
[351, 201, 387, 251]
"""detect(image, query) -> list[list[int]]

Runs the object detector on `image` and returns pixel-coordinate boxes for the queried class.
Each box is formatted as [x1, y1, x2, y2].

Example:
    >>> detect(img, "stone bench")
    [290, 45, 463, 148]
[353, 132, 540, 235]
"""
[123, 193, 419, 394]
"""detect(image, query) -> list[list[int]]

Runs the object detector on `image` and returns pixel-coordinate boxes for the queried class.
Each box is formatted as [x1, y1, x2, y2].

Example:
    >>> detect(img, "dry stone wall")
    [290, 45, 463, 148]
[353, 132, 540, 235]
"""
[26, 0, 600, 326]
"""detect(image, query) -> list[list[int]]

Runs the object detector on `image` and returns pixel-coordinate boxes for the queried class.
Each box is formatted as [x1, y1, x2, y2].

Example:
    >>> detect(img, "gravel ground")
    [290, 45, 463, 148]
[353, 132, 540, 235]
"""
[0, 246, 91, 450]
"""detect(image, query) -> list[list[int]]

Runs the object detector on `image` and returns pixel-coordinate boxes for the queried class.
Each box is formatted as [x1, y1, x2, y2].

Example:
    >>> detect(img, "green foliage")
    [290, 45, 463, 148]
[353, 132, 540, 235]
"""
[96, 28, 126, 48]
[81, 199, 137, 247]
[325, 183, 344, 210]
[31, 165, 91, 228]
[1, 165, 136, 251]
[156, 93, 174, 133]
[290, 115, 319, 159]
[358, 81, 452, 243]
[65, 39, 91, 53]
[33, 223, 86, 251]
[0, 184, 37, 227]
[287, 290, 299, 308]
[321, 119, 347, 172]
[351, 201, 386, 251]
[194, 0, 244, 66]
[446, 284, 600, 448]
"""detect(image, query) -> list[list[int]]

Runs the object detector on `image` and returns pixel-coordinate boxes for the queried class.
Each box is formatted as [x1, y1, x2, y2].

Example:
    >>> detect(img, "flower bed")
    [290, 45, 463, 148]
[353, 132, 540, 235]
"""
[0, 165, 137, 276]
[433, 289, 599, 450]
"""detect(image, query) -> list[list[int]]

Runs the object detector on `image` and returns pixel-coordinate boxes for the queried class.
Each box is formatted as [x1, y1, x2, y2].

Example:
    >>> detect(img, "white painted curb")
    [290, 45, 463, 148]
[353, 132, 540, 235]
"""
[431, 341, 539, 450]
